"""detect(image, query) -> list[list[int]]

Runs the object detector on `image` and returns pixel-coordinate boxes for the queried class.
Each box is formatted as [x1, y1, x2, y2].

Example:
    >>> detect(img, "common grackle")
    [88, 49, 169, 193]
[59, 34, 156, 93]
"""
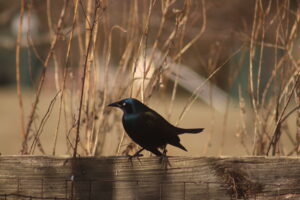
[108, 98, 204, 157]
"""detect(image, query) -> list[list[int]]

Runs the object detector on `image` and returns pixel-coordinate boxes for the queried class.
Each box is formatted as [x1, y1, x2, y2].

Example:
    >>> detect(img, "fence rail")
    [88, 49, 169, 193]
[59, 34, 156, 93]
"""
[0, 156, 299, 199]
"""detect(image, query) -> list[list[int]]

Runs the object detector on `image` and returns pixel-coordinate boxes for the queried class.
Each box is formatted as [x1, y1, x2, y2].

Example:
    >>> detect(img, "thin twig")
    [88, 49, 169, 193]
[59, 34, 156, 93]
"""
[29, 91, 61, 154]
[266, 73, 300, 155]
[176, 45, 244, 125]
[173, 0, 206, 61]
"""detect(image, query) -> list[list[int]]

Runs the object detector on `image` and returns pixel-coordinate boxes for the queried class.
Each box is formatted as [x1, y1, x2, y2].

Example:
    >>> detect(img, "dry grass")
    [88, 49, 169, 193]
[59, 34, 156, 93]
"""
[6, 0, 299, 157]
[244, 0, 300, 155]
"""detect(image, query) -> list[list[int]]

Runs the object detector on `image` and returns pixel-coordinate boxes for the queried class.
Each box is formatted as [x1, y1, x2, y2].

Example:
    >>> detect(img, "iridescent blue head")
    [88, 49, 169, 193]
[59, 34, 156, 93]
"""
[108, 98, 148, 114]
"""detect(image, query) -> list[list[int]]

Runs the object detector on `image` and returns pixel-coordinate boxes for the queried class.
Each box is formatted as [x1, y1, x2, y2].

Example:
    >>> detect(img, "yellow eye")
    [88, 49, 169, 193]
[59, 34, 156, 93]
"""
[122, 102, 126, 106]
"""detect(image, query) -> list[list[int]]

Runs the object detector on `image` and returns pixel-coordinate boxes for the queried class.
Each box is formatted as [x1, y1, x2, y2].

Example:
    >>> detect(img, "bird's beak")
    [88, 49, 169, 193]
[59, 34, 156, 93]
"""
[108, 101, 121, 108]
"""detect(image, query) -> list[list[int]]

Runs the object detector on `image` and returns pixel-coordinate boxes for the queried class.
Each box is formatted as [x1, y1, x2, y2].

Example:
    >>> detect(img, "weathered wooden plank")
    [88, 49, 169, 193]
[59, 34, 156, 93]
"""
[0, 156, 299, 200]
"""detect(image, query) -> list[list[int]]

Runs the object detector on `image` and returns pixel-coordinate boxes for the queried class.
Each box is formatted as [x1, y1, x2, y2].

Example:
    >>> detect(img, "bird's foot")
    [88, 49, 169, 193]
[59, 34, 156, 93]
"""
[128, 152, 143, 159]
[159, 155, 171, 170]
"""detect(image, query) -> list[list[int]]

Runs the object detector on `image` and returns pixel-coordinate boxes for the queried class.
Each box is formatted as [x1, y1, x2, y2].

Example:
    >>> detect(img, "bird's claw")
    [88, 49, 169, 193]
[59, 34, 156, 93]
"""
[127, 153, 143, 166]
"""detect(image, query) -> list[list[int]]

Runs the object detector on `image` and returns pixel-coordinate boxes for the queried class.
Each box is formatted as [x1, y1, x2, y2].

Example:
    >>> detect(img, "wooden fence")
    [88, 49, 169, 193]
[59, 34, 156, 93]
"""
[0, 156, 299, 200]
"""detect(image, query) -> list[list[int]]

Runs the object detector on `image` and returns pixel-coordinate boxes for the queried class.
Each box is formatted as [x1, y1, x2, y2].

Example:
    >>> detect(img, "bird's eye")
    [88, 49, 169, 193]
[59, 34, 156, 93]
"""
[122, 102, 127, 106]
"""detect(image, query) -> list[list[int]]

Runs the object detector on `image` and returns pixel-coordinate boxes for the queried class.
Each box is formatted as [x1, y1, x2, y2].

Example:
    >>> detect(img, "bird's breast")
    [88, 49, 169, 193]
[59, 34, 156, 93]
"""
[123, 113, 139, 121]
[122, 114, 140, 131]
[122, 114, 150, 141]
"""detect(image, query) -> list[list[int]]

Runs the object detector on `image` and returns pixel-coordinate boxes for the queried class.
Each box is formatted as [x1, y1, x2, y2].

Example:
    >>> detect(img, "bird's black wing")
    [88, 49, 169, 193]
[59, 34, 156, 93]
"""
[138, 110, 186, 150]
[140, 110, 175, 134]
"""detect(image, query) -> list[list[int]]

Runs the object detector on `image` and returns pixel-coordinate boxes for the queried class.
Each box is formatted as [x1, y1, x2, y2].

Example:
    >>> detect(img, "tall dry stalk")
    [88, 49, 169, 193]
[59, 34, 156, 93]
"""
[16, 0, 26, 148]
[297, 84, 300, 154]
[73, 0, 102, 157]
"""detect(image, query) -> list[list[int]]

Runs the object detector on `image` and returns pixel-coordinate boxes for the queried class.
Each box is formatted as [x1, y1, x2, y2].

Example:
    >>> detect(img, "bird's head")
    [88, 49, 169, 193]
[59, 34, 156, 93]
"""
[108, 98, 147, 114]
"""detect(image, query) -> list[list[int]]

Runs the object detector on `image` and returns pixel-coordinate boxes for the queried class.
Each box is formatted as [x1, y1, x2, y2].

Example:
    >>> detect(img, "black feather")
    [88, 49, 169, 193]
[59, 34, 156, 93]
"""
[108, 98, 204, 156]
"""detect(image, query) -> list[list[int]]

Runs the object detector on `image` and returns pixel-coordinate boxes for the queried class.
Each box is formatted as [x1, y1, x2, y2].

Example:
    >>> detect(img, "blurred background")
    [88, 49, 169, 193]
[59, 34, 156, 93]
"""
[0, 0, 299, 157]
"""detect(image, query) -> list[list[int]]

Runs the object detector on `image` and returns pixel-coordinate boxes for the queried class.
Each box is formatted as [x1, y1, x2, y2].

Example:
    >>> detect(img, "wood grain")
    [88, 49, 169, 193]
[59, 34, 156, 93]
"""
[0, 156, 299, 199]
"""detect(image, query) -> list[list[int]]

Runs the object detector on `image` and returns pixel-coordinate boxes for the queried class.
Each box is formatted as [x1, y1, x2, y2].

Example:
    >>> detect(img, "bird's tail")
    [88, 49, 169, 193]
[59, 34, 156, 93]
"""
[176, 128, 204, 134]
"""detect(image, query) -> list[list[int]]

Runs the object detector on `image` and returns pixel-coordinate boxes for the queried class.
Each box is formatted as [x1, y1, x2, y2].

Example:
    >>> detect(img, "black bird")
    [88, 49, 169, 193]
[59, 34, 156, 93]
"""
[108, 98, 204, 157]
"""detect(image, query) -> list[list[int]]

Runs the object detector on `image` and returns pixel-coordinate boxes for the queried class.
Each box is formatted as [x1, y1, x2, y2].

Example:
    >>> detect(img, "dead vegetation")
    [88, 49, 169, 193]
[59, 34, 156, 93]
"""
[8, 0, 299, 157]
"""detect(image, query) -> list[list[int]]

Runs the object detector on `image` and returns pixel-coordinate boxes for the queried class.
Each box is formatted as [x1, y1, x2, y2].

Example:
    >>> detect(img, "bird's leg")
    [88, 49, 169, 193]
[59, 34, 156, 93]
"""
[163, 146, 167, 156]
[160, 145, 171, 169]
